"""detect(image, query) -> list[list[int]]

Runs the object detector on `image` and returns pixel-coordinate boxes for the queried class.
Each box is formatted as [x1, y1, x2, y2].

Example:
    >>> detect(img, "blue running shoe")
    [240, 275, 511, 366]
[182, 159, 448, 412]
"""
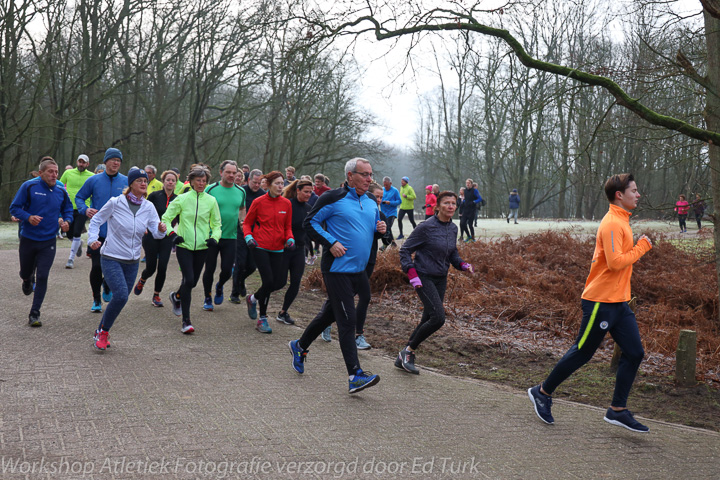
[349, 370, 380, 394]
[603, 408, 649, 433]
[528, 385, 554, 424]
[321, 326, 331, 342]
[214, 282, 224, 305]
[288, 339, 308, 374]
[256, 316, 272, 333]
[102, 288, 112, 303]
[91, 300, 102, 313]
[203, 296, 213, 311]
[246, 294, 257, 319]
[355, 334, 371, 350]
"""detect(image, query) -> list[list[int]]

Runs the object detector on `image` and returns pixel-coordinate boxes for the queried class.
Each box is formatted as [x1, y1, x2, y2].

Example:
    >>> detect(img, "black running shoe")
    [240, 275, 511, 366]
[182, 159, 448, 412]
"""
[276, 311, 295, 325]
[528, 385, 554, 424]
[28, 310, 41, 327]
[603, 408, 649, 433]
[22, 280, 33, 296]
[397, 348, 419, 374]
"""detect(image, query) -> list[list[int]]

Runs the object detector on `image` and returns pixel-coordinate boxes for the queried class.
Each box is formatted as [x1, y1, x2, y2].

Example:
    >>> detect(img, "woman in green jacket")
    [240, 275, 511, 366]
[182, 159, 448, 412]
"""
[162, 167, 221, 334]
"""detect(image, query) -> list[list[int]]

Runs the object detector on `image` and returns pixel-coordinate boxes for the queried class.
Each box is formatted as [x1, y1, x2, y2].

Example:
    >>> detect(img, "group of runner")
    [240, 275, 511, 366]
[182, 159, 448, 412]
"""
[12, 152, 656, 431]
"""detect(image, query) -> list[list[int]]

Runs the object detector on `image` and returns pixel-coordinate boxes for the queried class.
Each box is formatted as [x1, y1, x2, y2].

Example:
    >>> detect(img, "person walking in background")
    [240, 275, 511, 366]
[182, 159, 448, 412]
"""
[289, 158, 386, 394]
[395, 191, 474, 374]
[459, 179, 482, 242]
[243, 171, 294, 334]
[528, 173, 653, 433]
[10, 157, 73, 327]
[284, 166, 296, 186]
[89, 168, 167, 350]
[163, 166, 221, 334]
[133, 170, 179, 307]
[424, 185, 437, 220]
[397, 176, 417, 239]
[380, 176, 401, 248]
[675, 194, 690, 233]
[145, 165, 164, 196]
[201, 160, 246, 312]
[230, 169, 265, 303]
[313, 173, 330, 197]
[692, 193, 706, 230]
[508, 188, 520, 224]
[473, 182, 481, 227]
[74, 148, 128, 313]
[276, 178, 313, 326]
[59, 154, 94, 269]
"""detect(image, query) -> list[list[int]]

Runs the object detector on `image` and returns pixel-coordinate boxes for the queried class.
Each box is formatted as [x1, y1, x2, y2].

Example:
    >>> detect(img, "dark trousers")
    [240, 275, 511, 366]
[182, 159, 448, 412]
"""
[89, 236, 108, 301]
[232, 236, 256, 297]
[355, 262, 376, 335]
[397, 208, 416, 236]
[175, 247, 208, 320]
[543, 300, 644, 408]
[140, 234, 173, 294]
[252, 248, 286, 317]
[67, 210, 88, 240]
[19, 237, 56, 313]
[299, 272, 370, 375]
[281, 247, 306, 312]
[460, 214, 474, 239]
[678, 214, 687, 231]
[407, 274, 447, 350]
[202, 238, 236, 296]
[385, 215, 396, 242]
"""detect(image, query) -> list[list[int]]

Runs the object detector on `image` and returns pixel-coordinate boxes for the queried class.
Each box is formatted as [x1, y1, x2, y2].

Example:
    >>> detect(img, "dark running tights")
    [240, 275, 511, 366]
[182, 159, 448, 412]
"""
[175, 247, 208, 320]
[252, 248, 286, 317]
[407, 274, 447, 350]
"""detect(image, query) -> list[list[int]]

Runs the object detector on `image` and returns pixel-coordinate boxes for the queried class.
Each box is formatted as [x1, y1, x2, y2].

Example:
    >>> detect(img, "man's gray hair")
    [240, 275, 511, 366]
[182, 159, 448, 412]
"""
[144, 165, 157, 174]
[383, 176, 392, 183]
[249, 168, 263, 179]
[220, 160, 238, 172]
[344, 157, 370, 176]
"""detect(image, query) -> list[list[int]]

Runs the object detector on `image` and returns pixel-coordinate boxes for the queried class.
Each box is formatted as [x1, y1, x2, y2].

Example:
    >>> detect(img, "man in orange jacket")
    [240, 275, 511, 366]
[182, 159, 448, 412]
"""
[528, 174, 653, 432]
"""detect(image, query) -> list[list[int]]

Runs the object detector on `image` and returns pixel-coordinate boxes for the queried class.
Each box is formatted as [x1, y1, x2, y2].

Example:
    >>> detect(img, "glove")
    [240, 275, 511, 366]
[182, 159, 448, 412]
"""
[206, 238, 218, 248]
[245, 235, 257, 248]
[285, 238, 296, 251]
[461, 262, 474, 273]
[407, 267, 422, 289]
[170, 233, 184, 246]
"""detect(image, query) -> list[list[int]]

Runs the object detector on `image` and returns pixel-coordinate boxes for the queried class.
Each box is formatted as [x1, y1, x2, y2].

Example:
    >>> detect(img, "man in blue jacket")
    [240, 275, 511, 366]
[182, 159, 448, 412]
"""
[74, 148, 128, 312]
[289, 158, 387, 394]
[380, 176, 401, 248]
[10, 157, 73, 327]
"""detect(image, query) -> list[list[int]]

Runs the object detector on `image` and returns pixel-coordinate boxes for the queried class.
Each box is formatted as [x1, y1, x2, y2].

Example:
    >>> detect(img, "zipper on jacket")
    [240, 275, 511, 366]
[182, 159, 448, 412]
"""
[193, 191, 200, 250]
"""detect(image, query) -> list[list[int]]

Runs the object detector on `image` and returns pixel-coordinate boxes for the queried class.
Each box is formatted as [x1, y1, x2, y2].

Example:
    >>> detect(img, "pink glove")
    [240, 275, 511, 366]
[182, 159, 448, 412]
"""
[461, 262, 474, 273]
[407, 267, 422, 288]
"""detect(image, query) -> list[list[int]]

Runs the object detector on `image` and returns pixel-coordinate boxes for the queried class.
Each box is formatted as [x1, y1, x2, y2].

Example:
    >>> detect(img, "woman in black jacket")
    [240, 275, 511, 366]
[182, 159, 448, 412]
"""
[395, 191, 475, 374]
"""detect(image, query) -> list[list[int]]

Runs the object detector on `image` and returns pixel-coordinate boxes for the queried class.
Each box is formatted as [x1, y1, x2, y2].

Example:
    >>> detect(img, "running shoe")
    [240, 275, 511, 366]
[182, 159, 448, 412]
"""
[102, 287, 112, 303]
[76, 243, 83, 257]
[94, 330, 109, 350]
[229, 295, 242, 304]
[396, 348, 419, 374]
[321, 326, 331, 342]
[309, 254, 316, 265]
[276, 311, 295, 325]
[379, 245, 387, 252]
[152, 294, 163, 307]
[28, 310, 42, 327]
[396, 234, 404, 240]
[355, 335, 371, 350]
[65, 259, 74, 269]
[603, 408, 649, 433]
[203, 296, 213, 311]
[528, 385, 554, 424]
[140, 256, 146, 263]
[348, 369, 380, 394]
[181, 319, 195, 334]
[94, 329, 111, 348]
[507, 216, 510, 224]
[91, 300, 102, 313]
[238, 283, 247, 298]
[21, 279, 33, 296]
[169, 291, 182, 316]
[246, 294, 257, 319]
[256, 316, 272, 333]
[133, 278, 145, 295]
[214, 282, 224, 305]
[288, 339, 308, 374]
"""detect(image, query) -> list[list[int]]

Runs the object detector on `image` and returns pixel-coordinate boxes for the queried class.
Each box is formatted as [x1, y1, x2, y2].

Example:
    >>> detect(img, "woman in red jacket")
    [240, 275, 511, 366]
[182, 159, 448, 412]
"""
[243, 171, 294, 333]
[674, 194, 690, 233]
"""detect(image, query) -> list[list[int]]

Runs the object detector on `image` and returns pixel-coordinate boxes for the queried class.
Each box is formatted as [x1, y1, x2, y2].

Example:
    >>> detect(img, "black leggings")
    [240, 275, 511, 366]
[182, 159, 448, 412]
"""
[459, 215, 474, 239]
[281, 247, 305, 312]
[202, 238, 236, 296]
[67, 210, 87, 240]
[140, 233, 173, 293]
[89, 236, 108, 301]
[299, 272, 370, 375]
[232, 234, 256, 297]
[175, 247, 208, 320]
[678, 214, 687, 231]
[251, 248, 286, 317]
[407, 274, 447, 350]
[397, 209, 416, 236]
[19, 237, 57, 313]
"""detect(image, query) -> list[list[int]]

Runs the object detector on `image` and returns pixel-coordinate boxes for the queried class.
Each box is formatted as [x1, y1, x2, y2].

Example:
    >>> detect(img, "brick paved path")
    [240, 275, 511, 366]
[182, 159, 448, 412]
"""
[0, 248, 718, 479]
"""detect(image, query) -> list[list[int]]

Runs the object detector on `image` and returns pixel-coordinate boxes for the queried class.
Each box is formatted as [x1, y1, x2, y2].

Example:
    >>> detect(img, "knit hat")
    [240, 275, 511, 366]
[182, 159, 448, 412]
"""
[77, 154, 90, 163]
[512, 188, 518, 193]
[402, 176, 409, 183]
[127, 167, 148, 186]
[103, 148, 123, 163]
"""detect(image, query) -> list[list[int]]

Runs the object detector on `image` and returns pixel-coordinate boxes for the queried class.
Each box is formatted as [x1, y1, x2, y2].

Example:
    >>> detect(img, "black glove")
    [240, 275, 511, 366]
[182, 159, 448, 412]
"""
[170, 233, 184, 245]
[206, 238, 218, 248]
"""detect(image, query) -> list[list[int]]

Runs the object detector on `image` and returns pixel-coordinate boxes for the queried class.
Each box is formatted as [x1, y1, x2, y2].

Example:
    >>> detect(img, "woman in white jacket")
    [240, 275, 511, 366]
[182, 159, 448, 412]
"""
[88, 168, 166, 350]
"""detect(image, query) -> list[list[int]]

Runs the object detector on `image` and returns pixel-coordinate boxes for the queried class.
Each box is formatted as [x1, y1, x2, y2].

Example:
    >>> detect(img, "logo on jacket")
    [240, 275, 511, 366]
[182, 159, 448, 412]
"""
[279, 211, 287, 214]
[599, 321, 609, 330]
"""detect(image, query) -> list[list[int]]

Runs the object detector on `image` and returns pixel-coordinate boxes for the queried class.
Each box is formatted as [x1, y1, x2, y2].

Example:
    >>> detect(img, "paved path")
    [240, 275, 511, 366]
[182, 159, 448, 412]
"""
[1, 247, 718, 479]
